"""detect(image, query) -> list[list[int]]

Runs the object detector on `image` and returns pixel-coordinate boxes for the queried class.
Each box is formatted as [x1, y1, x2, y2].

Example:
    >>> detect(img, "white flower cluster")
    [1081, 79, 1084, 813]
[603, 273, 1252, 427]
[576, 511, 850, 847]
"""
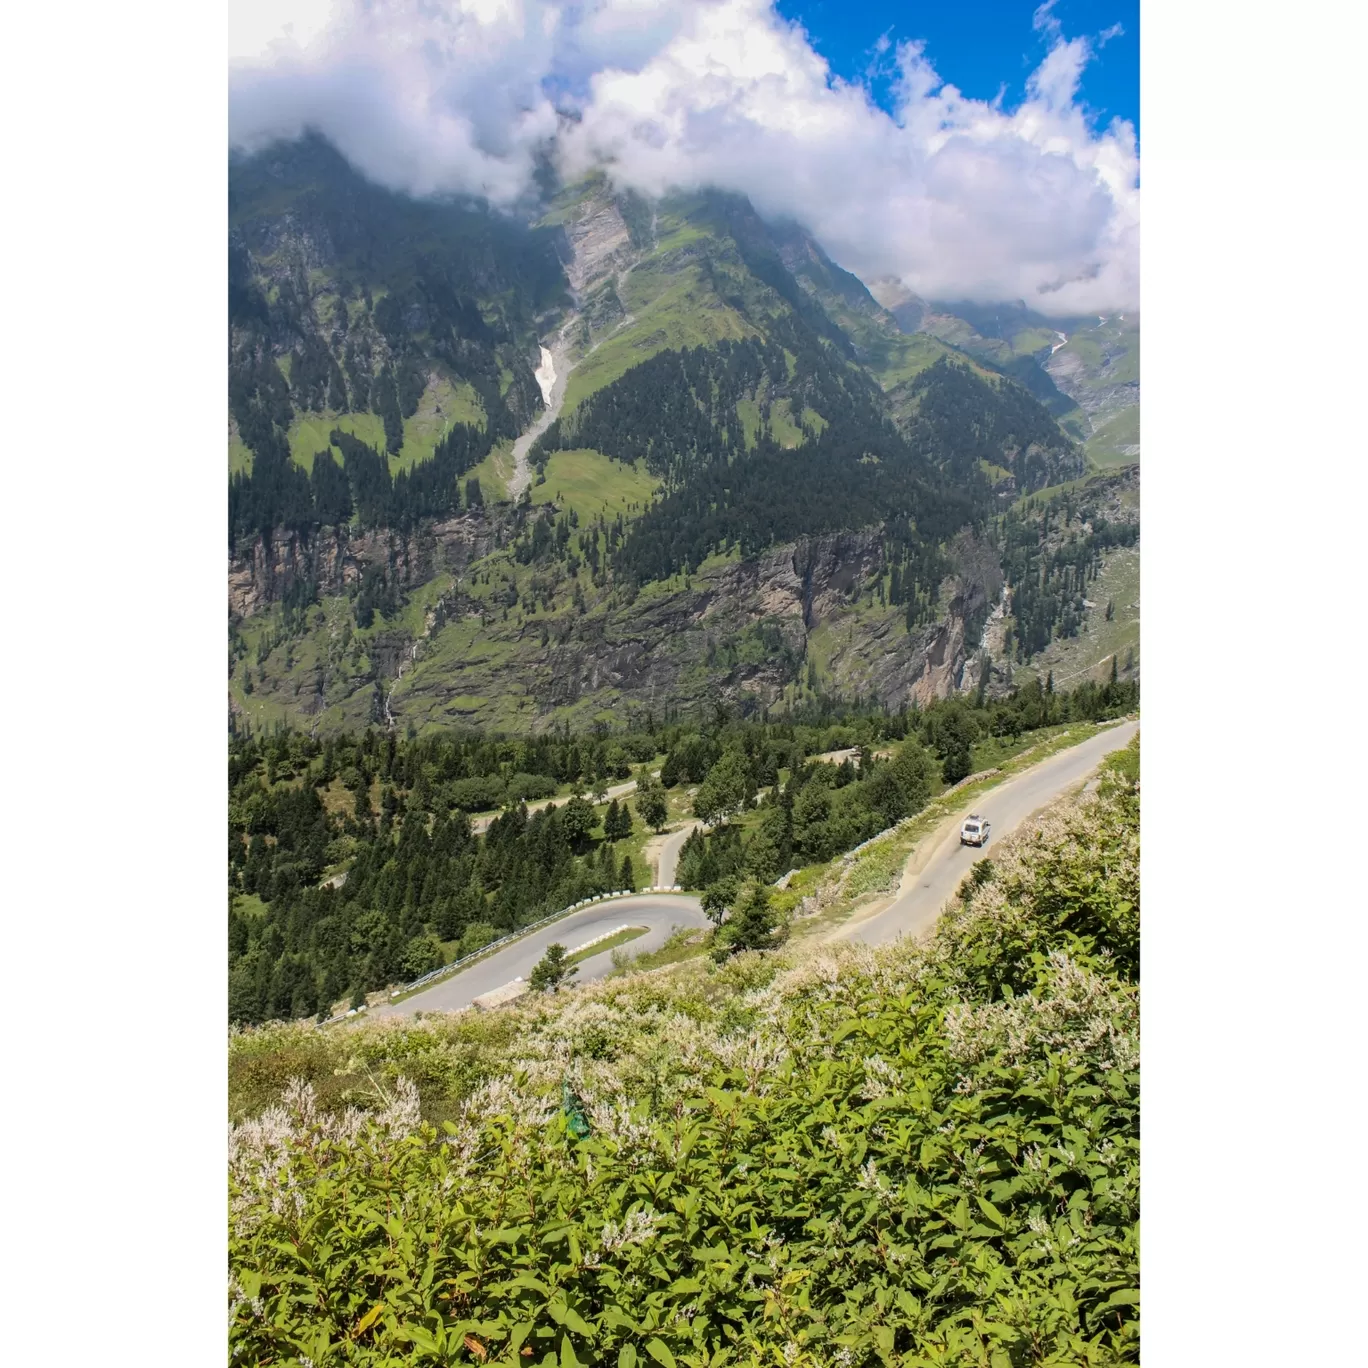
[941, 949, 1137, 1075]
[858, 1053, 900, 1101]
[600, 1207, 661, 1251]
[228, 1075, 425, 1237]
[587, 1096, 658, 1160]
[855, 1158, 893, 1198]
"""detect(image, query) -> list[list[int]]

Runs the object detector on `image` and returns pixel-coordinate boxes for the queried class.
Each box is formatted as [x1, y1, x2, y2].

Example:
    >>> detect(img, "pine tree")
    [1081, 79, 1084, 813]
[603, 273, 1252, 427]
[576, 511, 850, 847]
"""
[659, 752, 682, 787]
[529, 943, 576, 993]
[716, 882, 784, 958]
[604, 798, 632, 842]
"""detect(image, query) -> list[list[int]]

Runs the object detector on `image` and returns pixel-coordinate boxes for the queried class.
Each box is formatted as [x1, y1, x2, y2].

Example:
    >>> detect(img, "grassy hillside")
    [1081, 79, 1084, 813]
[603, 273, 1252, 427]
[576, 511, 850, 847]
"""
[1044, 314, 1140, 450]
[229, 739, 1140, 1365]
[1084, 404, 1140, 469]
[912, 302, 1088, 433]
[530, 449, 659, 522]
[558, 194, 787, 412]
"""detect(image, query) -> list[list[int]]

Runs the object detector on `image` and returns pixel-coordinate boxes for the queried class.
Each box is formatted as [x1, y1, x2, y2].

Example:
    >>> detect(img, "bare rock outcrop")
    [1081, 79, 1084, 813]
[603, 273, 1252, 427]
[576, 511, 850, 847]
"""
[560, 198, 635, 297]
[228, 512, 502, 620]
[232, 516, 1010, 733]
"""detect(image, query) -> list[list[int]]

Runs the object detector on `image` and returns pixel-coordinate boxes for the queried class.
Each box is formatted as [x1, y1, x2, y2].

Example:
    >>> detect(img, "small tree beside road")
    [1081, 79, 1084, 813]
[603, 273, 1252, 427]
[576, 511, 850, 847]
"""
[529, 943, 577, 994]
[710, 881, 786, 961]
[635, 780, 669, 833]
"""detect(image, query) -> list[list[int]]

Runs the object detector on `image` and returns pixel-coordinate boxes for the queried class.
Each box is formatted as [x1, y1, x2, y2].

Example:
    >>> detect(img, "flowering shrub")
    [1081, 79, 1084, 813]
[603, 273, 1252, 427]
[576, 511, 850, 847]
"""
[229, 739, 1140, 1365]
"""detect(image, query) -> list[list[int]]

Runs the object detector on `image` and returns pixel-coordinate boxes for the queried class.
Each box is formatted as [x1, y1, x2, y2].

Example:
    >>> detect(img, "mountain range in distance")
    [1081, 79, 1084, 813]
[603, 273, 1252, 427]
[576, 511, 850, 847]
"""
[227, 134, 1139, 737]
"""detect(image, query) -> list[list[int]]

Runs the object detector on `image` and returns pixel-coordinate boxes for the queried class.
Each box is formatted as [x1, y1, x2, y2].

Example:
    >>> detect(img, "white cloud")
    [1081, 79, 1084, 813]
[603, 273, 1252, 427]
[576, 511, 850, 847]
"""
[228, 0, 1139, 313]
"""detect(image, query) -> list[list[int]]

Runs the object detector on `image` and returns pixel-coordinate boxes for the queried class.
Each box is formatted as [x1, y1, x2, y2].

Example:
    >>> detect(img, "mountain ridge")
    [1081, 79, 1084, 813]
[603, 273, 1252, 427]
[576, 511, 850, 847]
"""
[226, 137, 1139, 738]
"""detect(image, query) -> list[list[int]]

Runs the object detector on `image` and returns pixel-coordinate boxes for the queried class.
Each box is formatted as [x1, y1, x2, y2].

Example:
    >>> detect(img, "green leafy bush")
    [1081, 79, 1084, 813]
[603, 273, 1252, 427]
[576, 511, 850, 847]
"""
[230, 751, 1139, 1364]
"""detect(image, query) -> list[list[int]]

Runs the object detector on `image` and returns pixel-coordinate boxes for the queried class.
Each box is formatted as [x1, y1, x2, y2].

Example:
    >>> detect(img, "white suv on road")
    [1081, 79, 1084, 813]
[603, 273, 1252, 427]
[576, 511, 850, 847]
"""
[960, 815, 991, 847]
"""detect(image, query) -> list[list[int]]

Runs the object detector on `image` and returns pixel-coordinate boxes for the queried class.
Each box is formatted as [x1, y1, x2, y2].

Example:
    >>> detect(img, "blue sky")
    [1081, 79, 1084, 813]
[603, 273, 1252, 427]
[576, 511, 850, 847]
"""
[776, 0, 1138, 134]
[230, 1, 1140, 309]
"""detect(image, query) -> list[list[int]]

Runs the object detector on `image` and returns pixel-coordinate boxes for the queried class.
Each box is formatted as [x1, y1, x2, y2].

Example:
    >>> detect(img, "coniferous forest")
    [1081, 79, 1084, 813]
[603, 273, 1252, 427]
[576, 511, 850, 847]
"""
[229, 675, 1137, 1024]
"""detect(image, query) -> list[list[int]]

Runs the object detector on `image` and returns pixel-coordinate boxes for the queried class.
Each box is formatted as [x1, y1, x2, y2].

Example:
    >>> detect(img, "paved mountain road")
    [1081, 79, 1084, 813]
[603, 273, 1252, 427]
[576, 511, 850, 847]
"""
[653, 819, 702, 888]
[375, 722, 1134, 1017]
[837, 720, 1138, 948]
[376, 893, 708, 1017]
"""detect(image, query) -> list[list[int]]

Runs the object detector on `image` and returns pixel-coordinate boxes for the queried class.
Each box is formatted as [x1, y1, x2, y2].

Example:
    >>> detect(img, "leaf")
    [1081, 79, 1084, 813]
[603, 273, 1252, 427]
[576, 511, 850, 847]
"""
[976, 1196, 1005, 1229]
[645, 1338, 677, 1368]
[505, 1323, 537, 1356]
[561, 1336, 583, 1368]
[561, 1307, 595, 1338]
[464, 1334, 488, 1361]
[354, 1303, 386, 1337]
[405, 1324, 442, 1354]
[619, 1346, 638, 1368]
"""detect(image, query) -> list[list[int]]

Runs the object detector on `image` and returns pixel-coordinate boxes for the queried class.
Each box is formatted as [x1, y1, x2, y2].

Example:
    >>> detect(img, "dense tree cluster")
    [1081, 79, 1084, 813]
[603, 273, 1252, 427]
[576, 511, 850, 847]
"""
[532, 340, 1079, 591]
[228, 418, 496, 546]
[997, 487, 1141, 660]
[673, 731, 935, 891]
[531, 338, 780, 486]
[228, 672, 1136, 1024]
[672, 673, 1140, 890]
[227, 726, 660, 1024]
[900, 357, 1086, 495]
[227, 133, 561, 547]
[611, 412, 977, 583]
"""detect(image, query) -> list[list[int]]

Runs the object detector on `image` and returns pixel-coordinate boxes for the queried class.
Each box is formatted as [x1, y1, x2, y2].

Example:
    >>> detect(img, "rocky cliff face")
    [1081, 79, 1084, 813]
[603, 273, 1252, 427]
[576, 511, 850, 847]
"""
[232, 515, 1006, 735]
[866, 276, 928, 334]
[228, 512, 504, 621]
[1045, 346, 1139, 423]
[557, 196, 637, 298]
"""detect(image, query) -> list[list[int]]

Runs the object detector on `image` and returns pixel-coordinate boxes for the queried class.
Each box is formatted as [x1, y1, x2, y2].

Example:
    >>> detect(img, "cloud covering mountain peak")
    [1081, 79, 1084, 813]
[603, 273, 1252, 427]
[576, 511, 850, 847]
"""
[229, 0, 1138, 313]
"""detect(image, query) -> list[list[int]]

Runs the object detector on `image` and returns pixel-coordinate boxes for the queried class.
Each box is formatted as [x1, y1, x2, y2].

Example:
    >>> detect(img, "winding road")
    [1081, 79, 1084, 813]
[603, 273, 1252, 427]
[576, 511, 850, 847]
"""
[375, 722, 1135, 1018]
[652, 819, 702, 888]
[375, 893, 707, 1016]
[836, 720, 1138, 948]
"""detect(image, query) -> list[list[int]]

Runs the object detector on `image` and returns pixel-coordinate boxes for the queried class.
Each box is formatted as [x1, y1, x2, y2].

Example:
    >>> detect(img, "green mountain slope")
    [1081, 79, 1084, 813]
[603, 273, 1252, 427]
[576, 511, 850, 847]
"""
[228, 135, 566, 494]
[227, 139, 1136, 738]
[865, 281, 1140, 463]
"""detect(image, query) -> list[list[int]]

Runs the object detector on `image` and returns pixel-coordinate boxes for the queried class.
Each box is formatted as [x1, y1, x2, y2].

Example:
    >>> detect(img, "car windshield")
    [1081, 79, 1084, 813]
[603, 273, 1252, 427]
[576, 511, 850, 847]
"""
[964, 823, 979, 832]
